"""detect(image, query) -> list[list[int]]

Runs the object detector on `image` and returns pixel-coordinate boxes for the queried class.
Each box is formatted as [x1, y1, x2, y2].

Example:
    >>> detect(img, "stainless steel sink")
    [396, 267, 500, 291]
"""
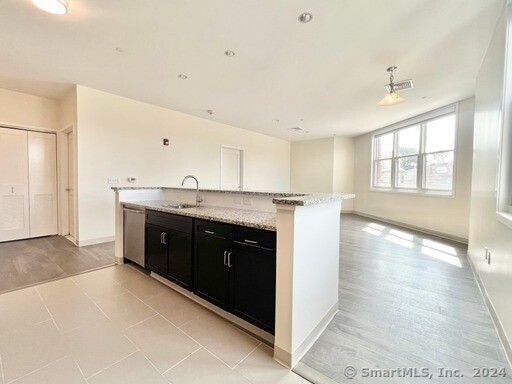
[160, 202, 196, 209]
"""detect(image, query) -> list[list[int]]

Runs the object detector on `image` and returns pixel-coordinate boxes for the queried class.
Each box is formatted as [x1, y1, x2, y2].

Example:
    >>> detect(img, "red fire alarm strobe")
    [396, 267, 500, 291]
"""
[163, 138, 169, 146]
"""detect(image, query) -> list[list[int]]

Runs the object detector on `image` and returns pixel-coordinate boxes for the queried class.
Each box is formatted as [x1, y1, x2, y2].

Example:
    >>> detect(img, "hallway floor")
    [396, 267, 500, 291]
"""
[294, 214, 512, 383]
[0, 236, 115, 294]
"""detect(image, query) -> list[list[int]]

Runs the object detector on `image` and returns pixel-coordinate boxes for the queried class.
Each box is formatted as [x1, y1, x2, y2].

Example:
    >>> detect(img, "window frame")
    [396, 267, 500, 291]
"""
[370, 104, 458, 197]
[496, 2, 512, 229]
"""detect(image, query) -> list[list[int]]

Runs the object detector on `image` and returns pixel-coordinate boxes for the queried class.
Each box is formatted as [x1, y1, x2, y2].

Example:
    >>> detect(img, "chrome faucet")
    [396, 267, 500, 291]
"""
[181, 175, 203, 206]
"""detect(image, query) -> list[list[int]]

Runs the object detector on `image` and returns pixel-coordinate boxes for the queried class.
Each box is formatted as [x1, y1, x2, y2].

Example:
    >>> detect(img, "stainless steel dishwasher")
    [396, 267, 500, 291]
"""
[123, 207, 145, 267]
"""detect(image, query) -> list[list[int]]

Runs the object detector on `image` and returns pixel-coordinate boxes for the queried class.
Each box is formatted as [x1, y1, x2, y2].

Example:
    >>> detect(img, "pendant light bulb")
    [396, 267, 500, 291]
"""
[378, 66, 405, 106]
[32, 0, 68, 15]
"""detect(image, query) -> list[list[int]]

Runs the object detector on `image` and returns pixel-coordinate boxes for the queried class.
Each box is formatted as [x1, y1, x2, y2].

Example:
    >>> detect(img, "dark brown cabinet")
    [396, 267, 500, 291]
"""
[194, 219, 276, 334]
[145, 210, 193, 290]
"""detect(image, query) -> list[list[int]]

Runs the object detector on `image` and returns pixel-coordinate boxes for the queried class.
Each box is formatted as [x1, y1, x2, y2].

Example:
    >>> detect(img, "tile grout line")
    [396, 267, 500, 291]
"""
[123, 313, 159, 331]
[84, 350, 139, 381]
[123, 333, 169, 378]
[81, 291, 114, 323]
[232, 342, 262, 370]
[160, 346, 204, 375]
[34, 286, 61, 333]
[71, 356, 87, 382]
[4, 355, 70, 384]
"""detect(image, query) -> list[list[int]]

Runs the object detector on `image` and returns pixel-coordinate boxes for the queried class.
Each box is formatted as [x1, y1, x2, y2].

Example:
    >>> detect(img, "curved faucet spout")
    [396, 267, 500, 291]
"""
[181, 175, 202, 206]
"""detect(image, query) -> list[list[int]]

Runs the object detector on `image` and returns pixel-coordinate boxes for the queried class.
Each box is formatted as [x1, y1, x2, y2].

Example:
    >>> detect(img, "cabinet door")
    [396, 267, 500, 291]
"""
[231, 245, 276, 334]
[145, 223, 168, 276]
[194, 235, 230, 309]
[167, 231, 193, 290]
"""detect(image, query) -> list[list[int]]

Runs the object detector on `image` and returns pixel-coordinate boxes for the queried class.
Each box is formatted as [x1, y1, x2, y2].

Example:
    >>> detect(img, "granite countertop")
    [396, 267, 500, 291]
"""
[113, 186, 301, 198]
[124, 200, 276, 231]
[114, 187, 355, 206]
[273, 193, 356, 206]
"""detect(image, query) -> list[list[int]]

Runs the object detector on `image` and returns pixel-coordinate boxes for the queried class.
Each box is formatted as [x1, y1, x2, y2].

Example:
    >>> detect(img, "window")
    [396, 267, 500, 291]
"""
[371, 107, 457, 195]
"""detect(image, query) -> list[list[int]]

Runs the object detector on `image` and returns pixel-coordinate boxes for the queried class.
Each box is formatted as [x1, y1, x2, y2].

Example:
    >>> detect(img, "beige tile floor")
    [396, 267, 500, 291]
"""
[0, 264, 310, 384]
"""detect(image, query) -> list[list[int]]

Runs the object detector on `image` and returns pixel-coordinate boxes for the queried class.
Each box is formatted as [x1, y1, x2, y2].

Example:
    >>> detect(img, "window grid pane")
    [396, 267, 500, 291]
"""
[424, 151, 454, 191]
[425, 115, 456, 153]
[374, 133, 394, 160]
[396, 155, 418, 189]
[374, 159, 392, 187]
[397, 126, 420, 156]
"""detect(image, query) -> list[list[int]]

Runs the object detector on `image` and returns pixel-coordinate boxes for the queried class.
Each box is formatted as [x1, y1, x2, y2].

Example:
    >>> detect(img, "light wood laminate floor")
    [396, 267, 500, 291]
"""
[294, 214, 512, 384]
[0, 236, 115, 294]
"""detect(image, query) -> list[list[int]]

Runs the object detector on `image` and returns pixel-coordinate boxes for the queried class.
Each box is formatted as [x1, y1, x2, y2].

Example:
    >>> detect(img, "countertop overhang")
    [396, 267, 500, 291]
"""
[113, 186, 355, 207]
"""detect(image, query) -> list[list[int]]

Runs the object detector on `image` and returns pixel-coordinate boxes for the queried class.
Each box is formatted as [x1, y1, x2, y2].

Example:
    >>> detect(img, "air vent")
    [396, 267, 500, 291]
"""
[288, 127, 309, 134]
[385, 79, 414, 92]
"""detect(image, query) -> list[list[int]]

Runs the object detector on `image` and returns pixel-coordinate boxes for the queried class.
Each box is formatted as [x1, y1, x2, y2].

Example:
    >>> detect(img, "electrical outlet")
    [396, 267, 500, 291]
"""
[234, 197, 242, 204]
[108, 177, 120, 185]
[243, 198, 252, 205]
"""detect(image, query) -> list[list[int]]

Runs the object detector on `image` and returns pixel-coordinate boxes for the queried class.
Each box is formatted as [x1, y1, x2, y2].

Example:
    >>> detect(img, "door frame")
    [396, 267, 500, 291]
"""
[220, 145, 244, 191]
[59, 124, 78, 242]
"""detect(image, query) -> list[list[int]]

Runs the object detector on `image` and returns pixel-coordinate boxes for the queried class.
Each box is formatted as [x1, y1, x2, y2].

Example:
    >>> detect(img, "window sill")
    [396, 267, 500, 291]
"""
[496, 211, 512, 230]
[370, 188, 454, 198]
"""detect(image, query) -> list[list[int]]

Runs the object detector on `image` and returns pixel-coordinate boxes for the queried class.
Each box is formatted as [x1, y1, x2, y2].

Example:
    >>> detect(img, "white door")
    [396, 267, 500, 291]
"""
[221, 146, 243, 190]
[0, 128, 30, 242]
[28, 131, 58, 238]
[67, 132, 75, 239]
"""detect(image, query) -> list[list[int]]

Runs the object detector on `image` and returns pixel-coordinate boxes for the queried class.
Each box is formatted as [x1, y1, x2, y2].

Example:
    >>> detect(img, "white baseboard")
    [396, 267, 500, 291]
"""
[274, 302, 339, 368]
[351, 211, 468, 244]
[77, 236, 115, 246]
[467, 255, 512, 371]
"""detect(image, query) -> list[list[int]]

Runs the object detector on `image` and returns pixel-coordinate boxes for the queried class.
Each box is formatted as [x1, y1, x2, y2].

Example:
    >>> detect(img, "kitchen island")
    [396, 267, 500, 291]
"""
[113, 186, 354, 368]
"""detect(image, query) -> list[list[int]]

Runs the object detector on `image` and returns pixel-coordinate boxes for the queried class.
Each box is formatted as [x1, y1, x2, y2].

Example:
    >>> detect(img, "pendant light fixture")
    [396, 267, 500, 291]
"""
[378, 66, 405, 106]
[32, 0, 68, 15]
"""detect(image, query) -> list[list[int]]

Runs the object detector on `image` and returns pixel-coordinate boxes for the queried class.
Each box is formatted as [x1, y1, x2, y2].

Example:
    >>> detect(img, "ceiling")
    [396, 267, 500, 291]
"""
[0, 0, 505, 141]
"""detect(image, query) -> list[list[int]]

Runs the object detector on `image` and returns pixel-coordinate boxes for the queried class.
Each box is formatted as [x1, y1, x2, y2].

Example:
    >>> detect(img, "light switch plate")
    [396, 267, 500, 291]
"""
[108, 177, 120, 185]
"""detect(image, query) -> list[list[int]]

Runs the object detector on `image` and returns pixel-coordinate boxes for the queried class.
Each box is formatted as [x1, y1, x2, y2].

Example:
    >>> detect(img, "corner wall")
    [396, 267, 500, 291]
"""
[290, 137, 355, 212]
[353, 98, 475, 241]
[468, 4, 512, 357]
[75, 86, 291, 243]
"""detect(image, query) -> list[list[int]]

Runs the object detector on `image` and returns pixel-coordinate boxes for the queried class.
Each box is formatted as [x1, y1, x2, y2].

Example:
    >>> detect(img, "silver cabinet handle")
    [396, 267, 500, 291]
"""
[205, 230, 215, 235]
[161, 232, 168, 245]
[244, 239, 258, 244]
[223, 251, 227, 266]
[227, 252, 232, 268]
[11, 187, 14, 194]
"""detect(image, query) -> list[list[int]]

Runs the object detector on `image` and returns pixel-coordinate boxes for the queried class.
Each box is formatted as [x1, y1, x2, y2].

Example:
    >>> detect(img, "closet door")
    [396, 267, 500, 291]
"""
[0, 128, 30, 242]
[28, 131, 58, 238]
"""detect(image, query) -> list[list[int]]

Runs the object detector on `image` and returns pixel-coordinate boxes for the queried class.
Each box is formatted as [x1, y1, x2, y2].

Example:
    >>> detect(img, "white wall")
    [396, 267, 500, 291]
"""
[76, 86, 291, 243]
[290, 138, 334, 193]
[290, 137, 355, 212]
[468, 4, 512, 354]
[353, 98, 475, 241]
[333, 137, 355, 211]
[0, 88, 60, 130]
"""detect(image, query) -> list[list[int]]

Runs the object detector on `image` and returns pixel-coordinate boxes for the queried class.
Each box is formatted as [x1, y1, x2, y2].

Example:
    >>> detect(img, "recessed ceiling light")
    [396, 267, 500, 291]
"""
[298, 12, 313, 23]
[32, 0, 68, 15]
[224, 50, 235, 57]
[177, 74, 188, 80]
[272, 119, 280, 123]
